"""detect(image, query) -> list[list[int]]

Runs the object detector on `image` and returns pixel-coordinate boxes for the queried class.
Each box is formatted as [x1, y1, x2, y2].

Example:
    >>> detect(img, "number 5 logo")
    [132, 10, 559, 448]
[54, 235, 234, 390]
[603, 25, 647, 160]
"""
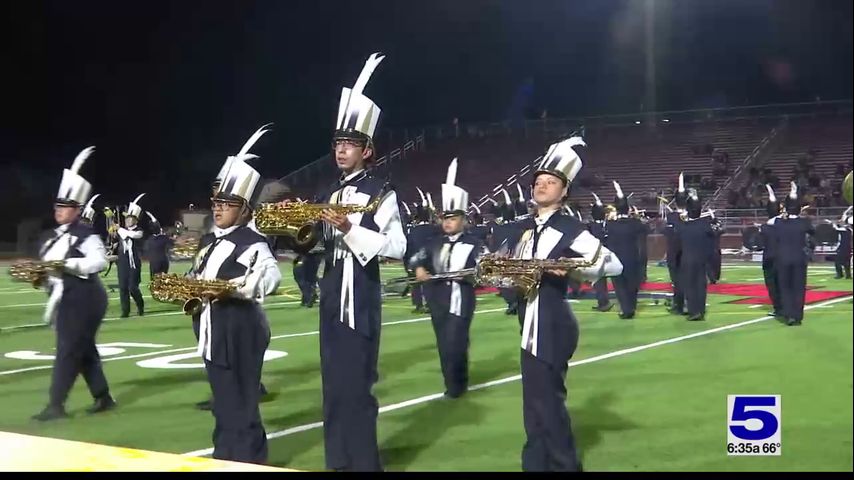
[728, 395, 780, 441]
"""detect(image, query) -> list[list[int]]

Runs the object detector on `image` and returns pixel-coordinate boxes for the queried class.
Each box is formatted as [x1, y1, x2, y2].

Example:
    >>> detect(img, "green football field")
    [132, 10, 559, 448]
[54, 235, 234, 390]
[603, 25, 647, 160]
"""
[0, 260, 851, 471]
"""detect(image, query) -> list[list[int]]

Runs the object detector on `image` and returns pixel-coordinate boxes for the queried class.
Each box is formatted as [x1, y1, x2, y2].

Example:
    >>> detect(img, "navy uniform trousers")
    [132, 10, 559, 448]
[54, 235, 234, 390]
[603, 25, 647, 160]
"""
[117, 257, 144, 316]
[777, 260, 808, 322]
[668, 257, 685, 312]
[762, 258, 783, 314]
[592, 277, 610, 308]
[426, 282, 474, 397]
[202, 303, 270, 464]
[519, 302, 581, 472]
[680, 259, 708, 316]
[612, 258, 641, 315]
[50, 276, 111, 408]
[319, 275, 383, 472]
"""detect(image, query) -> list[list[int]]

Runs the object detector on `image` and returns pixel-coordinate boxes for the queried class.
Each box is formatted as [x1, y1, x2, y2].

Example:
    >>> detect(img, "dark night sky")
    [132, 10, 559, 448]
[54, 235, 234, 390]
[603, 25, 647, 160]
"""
[1, 0, 851, 238]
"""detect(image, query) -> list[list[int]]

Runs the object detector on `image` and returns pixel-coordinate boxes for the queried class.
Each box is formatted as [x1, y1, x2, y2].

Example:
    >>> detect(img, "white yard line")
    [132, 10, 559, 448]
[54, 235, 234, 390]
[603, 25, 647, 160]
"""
[182, 295, 852, 458]
[0, 307, 505, 376]
[0, 298, 304, 332]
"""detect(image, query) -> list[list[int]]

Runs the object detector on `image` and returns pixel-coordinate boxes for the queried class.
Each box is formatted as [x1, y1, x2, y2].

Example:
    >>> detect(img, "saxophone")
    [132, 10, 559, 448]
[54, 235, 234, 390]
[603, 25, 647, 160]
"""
[8, 260, 67, 288]
[149, 251, 259, 315]
[149, 273, 237, 316]
[253, 194, 383, 252]
[387, 250, 601, 297]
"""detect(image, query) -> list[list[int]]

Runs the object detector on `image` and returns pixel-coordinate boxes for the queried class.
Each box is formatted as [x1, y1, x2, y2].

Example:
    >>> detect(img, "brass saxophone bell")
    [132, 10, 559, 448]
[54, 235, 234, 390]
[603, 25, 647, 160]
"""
[183, 297, 204, 316]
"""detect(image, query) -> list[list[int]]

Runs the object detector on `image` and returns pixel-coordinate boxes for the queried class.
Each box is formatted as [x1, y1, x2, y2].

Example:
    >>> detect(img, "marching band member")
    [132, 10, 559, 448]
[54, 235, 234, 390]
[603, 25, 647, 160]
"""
[678, 190, 715, 321]
[410, 159, 485, 399]
[607, 181, 645, 319]
[193, 154, 281, 463]
[116, 193, 147, 317]
[774, 182, 815, 326]
[664, 173, 687, 315]
[32, 147, 115, 421]
[194, 125, 272, 412]
[315, 53, 406, 471]
[406, 188, 440, 313]
[833, 209, 852, 279]
[492, 188, 522, 315]
[761, 184, 784, 317]
[144, 211, 174, 277]
[512, 137, 622, 471]
[587, 192, 613, 312]
[80, 193, 100, 226]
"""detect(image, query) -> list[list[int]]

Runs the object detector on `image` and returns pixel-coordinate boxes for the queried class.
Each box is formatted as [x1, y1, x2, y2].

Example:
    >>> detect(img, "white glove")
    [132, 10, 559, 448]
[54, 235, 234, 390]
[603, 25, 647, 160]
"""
[230, 269, 266, 302]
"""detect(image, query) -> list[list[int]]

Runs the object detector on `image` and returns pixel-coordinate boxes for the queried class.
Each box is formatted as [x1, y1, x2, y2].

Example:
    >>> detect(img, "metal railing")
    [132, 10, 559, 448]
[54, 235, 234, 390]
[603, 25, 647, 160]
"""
[704, 118, 788, 210]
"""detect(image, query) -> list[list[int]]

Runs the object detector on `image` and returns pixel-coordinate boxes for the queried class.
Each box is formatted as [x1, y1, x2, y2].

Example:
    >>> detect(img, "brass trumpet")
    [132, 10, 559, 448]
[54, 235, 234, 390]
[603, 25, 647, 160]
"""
[170, 237, 199, 261]
[386, 250, 600, 297]
[253, 194, 383, 253]
[8, 260, 66, 288]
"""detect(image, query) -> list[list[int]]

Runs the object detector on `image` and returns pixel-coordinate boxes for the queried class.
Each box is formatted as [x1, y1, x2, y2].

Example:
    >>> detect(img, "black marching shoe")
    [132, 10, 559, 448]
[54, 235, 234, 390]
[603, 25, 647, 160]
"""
[87, 395, 117, 414]
[32, 404, 68, 422]
[667, 307, 684, 315]
[618, 312, 635, 319]
[687, 314, 705, 321]
[444, 388, 467, 399]
[594, 303, 614, 312]
[195, 398, 214, 411]
[786, 318, 802, 326]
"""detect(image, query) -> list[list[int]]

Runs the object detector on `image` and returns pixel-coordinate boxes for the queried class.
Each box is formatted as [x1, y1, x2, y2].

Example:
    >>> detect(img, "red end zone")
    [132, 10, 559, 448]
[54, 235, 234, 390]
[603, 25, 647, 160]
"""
[474, 282, 851, 305]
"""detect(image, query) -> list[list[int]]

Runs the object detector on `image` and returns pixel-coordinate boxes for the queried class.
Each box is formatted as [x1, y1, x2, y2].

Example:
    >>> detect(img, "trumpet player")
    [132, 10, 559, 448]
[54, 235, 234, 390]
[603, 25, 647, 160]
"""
[664, 173, 688, 315]
[117, 193, 147, 318]
[678, 190, 716, 321]
[193, 152, 281, 463]
[774, 182, 816, 326]
[410, 159, 485, 399]
[32, 147, 115, 421]
[514, 137, 622, 471]
[760, 184, 784, 317]
[314, 53, 405, 472]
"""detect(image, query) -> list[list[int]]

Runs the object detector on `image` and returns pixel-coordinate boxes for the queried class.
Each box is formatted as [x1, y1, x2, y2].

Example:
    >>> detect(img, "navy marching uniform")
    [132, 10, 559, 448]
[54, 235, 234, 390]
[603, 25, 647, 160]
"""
[492, 189, 524, 315]
[774, 182, 815, 326]
[678, 192, 715, 321]
[192, 124, 273, 413]
[33, 146, 116, 421]
[144, 212, 174, 277]
[318, 53, 407, 472]
[293, 251, 322, 307]
[760, 184, 784, 316]
[706, 216, 723, 284]
[514, 137, 622, 471]
[834, 215, 852, 279]
[117, 193, 147, 317]
[195, 144, 282, 463]
[607, 181, 646, 319]
[410, 158, 484, 398]
[468, 206, 490, 244]
[587, 192, 613, 311]
[406, 200, 439, 313]
[665, 172, 689, 314]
